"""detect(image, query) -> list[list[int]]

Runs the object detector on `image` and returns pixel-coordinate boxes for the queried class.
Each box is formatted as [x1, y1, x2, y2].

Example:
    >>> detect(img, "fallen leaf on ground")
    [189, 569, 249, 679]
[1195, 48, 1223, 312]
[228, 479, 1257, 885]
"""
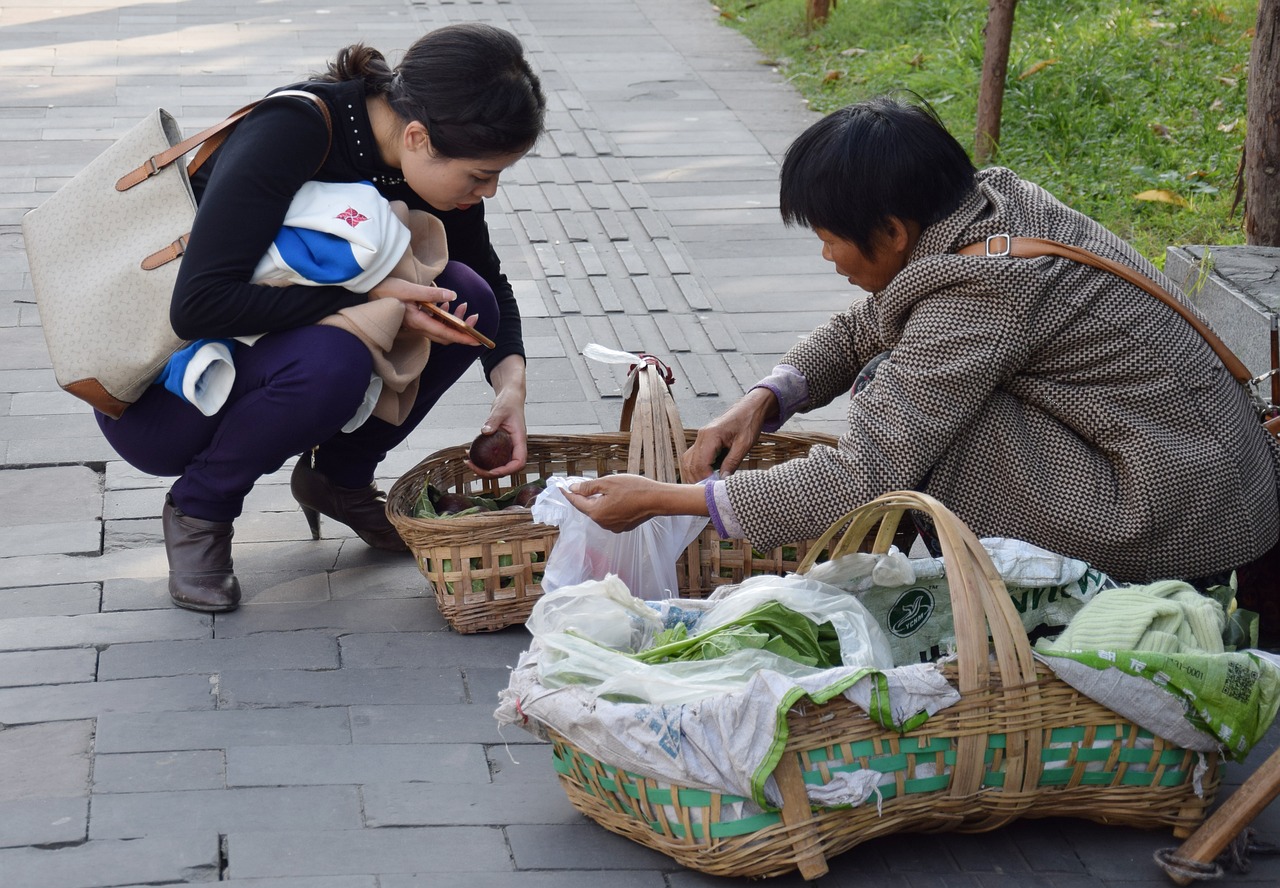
[1134, 189, 1189, 208]
[1018, 59, 1058, 79]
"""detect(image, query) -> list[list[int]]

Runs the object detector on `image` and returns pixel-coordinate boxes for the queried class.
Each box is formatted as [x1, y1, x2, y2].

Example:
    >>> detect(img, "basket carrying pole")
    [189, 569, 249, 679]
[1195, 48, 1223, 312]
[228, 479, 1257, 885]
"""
[774, 751, 830, 879]
[1160, 743, 1280, 884]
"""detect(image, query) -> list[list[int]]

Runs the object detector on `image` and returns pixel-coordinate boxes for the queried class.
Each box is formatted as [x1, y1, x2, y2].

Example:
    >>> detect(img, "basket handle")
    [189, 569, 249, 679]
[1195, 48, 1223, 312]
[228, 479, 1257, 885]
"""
[797, 491, 1044, 801]
[618, 354, 686, 483]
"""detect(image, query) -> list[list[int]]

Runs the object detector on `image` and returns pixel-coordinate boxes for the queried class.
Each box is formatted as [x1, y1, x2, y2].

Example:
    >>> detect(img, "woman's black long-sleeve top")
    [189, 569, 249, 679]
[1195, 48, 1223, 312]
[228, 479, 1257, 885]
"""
[174, 79, 523, 379]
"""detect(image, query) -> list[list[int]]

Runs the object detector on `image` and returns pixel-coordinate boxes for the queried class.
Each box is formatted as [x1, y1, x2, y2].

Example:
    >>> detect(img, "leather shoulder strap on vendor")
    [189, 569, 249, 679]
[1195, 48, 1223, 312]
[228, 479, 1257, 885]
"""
[957, 234, 1252, 384]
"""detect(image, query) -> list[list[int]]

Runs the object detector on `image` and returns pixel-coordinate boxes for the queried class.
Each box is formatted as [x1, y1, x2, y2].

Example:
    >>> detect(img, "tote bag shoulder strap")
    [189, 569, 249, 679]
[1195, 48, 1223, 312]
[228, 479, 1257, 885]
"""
[128, 91, 334, 272]
[115, 89, 333, 193]
[957, 234, 1252, 384]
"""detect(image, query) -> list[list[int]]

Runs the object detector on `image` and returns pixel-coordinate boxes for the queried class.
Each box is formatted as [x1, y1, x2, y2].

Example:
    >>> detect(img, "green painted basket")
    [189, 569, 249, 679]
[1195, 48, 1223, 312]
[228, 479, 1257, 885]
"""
[546, 491, 1221, 880]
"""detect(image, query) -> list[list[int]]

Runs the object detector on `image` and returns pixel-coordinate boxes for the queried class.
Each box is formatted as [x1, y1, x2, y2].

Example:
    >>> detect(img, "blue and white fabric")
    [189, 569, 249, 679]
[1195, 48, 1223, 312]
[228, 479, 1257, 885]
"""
[250, 180, 411, 294]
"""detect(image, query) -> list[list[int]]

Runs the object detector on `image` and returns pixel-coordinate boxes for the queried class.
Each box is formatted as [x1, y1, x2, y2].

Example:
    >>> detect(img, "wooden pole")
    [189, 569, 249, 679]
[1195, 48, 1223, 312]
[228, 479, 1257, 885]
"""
[1160, 743, 1280, 884]
[1245, 0, 1279, 245]
[975, 0, 1018, 164]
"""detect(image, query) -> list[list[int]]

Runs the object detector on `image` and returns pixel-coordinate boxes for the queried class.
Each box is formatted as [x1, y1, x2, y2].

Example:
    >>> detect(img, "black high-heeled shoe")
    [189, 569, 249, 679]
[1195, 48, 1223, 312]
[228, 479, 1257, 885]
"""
[162, 494, 242, 612]
[290, 451, 408, 552]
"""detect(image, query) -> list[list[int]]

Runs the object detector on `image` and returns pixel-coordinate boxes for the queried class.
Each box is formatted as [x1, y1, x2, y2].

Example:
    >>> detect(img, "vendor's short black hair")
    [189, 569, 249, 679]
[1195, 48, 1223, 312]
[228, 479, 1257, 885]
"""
[780, 95, 977, 255]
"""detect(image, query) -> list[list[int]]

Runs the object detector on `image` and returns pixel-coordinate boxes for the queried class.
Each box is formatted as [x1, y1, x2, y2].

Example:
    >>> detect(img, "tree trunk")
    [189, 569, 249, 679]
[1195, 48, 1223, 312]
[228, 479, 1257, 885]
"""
[806, 0, 832, 26]
[975, 0, 1018, 164]
[1246, 0, 1280, 246]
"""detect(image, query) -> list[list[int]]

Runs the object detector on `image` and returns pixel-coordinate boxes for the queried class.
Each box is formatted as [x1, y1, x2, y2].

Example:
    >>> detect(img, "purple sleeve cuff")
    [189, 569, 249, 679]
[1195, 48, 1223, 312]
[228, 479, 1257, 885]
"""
[750, 364, 809, 433]
[704, 479, 745, 539]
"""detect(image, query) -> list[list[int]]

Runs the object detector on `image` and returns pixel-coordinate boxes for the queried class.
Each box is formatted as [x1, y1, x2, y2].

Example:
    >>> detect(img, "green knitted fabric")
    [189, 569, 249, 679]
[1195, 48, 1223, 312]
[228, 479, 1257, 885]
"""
[1043, 581, 1225, 655]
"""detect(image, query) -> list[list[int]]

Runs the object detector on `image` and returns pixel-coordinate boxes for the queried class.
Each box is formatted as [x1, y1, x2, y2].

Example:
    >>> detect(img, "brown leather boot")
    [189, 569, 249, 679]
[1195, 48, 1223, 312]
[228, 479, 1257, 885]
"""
[162, 495, 241, 612]
[290, 450, 407, 552]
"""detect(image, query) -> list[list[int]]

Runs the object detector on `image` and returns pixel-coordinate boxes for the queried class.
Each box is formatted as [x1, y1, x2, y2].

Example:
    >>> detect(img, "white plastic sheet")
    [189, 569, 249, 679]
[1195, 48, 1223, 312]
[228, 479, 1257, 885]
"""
[530, 476, 708, 600]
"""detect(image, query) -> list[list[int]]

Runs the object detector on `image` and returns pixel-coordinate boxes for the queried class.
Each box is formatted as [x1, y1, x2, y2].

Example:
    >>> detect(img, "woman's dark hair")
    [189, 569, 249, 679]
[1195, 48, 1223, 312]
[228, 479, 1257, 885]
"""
[780, 95, 977, 255]
[319, 23, 546, 158]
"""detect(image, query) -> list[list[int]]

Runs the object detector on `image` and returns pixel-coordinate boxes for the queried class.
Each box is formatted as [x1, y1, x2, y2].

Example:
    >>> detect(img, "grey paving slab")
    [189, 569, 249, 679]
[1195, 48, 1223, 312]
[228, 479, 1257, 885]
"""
[94, 707, 353, 753]
[381, 875, 669, 888]
[225, 826, 512, 879]
[0, 833, 219, 888]
[672, 870, 818, 888]
[0, 674, 216, 724]
[0, 647, 97, 687]
[212, 598, 446, 637]
[0, 609, 210, 651]
[0, 520, 101, 557]
[0, 465, 99, 526]
[224, 742, 489, 786]
[487, 744, 566, 789]
[0, 325, 53, 371]
[89, 785, 363, 840]
[338, 628, 531, 668]
[0, 796, 87, 849]
[96, 631, 339, 680]
[92, 750, 226, 794]
[364, 776, 580, 826]
[217, 666, 464, 708]
[0, 720, 92, 801]
[99, 575, 181, 612]
[349, 703, 531, 745]
[507, 822, 674, 870]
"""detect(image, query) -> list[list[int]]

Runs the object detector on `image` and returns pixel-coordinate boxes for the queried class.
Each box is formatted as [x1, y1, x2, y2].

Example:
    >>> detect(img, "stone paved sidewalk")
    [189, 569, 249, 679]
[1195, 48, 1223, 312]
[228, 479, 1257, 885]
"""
[1, 0, 1277, 885]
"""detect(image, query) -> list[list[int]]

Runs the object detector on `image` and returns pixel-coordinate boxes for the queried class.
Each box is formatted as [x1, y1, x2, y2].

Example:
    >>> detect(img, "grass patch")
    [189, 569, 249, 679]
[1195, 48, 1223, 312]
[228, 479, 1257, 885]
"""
[712, 0, 1254, 264]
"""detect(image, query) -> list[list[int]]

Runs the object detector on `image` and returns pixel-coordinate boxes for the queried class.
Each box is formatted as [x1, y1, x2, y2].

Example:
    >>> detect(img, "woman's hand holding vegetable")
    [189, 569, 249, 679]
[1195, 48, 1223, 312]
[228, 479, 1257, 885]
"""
[466, 354, 529, 478]
[680, 386, 779, 480]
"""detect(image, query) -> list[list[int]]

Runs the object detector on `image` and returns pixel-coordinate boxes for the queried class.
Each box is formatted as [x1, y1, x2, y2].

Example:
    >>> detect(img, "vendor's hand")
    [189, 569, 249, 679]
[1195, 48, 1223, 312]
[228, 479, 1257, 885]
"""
[563, 475, 671, 533]
[368, 278, 483, 346]
[680, 387, 777, 480]
[464, 356, 529, 479]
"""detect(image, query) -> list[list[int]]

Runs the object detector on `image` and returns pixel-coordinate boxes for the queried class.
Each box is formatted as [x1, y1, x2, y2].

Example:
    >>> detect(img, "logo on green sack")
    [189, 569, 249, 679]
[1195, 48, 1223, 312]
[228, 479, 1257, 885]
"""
[888, 588, 934, 637]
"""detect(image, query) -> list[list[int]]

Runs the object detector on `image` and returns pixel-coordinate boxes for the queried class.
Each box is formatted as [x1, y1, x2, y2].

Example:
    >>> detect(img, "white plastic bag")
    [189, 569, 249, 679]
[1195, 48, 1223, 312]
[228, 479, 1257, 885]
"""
[531, 476, 708, 600]
[526, 572, 895, 704]
[702, 574, 895, 669]
[525, 574, 664, 652]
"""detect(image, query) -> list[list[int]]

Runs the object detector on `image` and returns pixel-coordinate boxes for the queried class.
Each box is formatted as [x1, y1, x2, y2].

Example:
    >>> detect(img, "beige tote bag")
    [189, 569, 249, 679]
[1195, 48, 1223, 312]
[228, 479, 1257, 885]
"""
[21, 91, 330, 418]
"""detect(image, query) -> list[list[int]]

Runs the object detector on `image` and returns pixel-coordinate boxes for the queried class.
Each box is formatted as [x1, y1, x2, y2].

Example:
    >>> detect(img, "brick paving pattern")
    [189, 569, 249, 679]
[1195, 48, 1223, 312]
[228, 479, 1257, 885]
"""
[1, 0, 1276, 885]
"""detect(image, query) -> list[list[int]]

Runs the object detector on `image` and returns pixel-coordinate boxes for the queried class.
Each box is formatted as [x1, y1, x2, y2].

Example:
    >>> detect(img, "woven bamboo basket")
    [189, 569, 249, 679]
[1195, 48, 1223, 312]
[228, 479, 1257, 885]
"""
[385, 354, 838, 633]
[546, 491, 1221, 880]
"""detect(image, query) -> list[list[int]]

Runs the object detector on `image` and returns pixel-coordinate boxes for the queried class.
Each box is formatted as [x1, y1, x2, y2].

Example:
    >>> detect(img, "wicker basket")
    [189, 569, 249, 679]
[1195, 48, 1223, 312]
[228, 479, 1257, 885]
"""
[546, 491, 1221, 880]
[385, 426, 838, 634]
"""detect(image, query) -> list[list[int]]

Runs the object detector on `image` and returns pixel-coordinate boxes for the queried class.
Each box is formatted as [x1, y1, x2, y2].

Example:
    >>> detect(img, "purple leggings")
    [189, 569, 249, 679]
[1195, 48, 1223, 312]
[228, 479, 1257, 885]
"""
[97, 261, 500, 522]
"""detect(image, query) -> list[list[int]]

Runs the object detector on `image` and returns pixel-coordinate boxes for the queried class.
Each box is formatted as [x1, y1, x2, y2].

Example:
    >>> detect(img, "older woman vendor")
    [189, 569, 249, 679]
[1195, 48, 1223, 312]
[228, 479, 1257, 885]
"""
[565, 95, 1279, 603]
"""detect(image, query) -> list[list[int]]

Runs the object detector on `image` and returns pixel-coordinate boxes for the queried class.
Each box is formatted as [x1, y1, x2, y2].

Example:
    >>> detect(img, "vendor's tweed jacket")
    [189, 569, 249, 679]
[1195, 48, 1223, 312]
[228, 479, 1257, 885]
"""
[725, 167, 1280, 582]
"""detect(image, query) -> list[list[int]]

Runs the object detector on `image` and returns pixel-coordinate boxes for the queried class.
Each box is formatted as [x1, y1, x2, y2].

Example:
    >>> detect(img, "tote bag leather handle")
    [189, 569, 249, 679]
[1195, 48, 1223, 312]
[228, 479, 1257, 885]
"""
[957, 234, 1252, 384]
[114, 89, 333, 192]
[122, 91, 333, 270]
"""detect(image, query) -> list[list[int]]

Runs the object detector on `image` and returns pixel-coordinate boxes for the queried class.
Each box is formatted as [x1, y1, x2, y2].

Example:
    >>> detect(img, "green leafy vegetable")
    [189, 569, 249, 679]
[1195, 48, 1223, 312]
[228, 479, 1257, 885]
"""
[633, 602, 842, 668]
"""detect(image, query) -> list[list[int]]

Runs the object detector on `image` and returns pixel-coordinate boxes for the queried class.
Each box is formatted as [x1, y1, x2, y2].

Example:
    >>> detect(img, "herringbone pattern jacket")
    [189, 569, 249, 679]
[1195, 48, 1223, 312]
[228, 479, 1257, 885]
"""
[725, 167, 1279, 582]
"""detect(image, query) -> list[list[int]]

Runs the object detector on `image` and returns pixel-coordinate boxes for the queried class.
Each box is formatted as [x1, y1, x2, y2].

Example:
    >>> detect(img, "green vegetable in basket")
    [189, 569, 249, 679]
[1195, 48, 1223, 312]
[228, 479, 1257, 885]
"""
[413, 477, 549, 519]
[413, 484, 491, 519]
[633, 601, 842, 668]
